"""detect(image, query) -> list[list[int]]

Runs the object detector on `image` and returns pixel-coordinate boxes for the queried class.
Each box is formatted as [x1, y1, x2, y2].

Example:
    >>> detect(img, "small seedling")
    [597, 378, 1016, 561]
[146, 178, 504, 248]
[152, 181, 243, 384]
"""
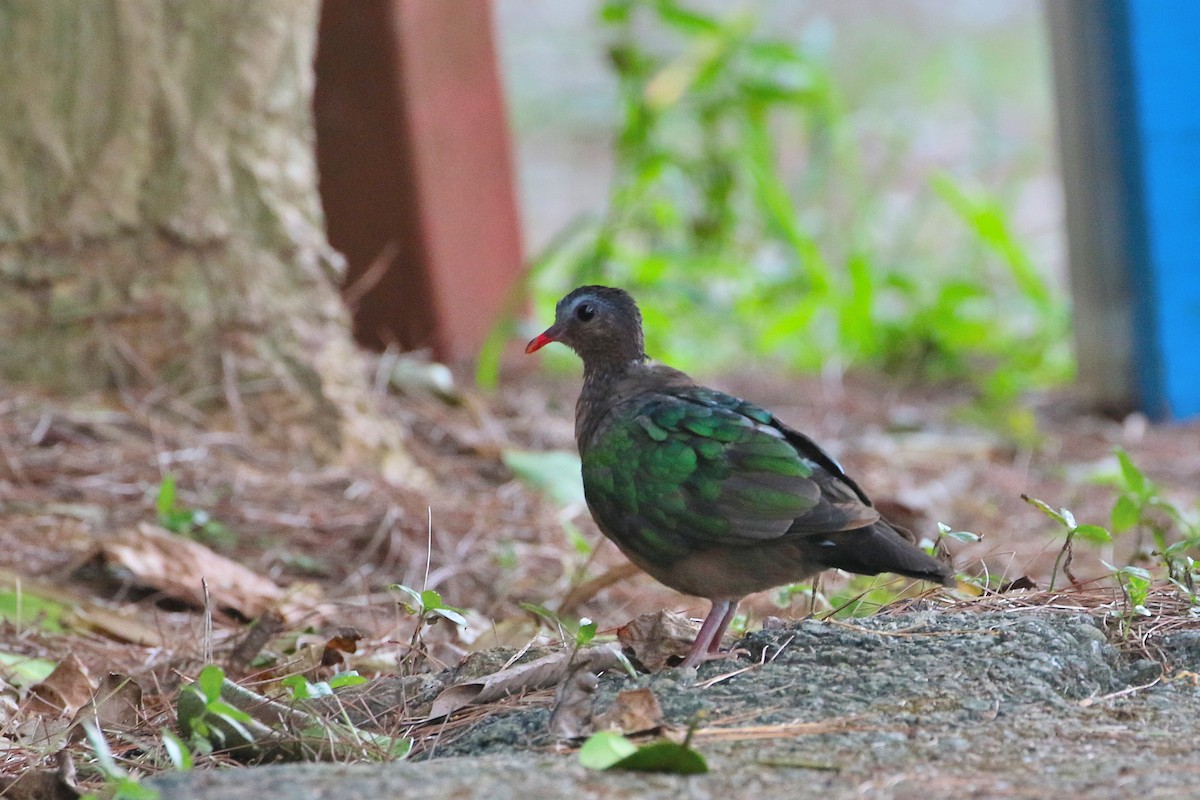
[391, 584, 468, 671]
[281, 671, 368, 701]
[1021, 495, 1111, 591]
[155, 474, 234, 549]
[81, 721, 161, 800]
[177, 664, 256, 754]
[1102, 560, 1153, 635]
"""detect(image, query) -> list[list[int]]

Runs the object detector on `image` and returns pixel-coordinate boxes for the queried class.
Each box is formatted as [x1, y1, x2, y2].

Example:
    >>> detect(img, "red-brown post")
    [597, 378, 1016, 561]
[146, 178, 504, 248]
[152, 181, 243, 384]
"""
[314, 0, 524, 361]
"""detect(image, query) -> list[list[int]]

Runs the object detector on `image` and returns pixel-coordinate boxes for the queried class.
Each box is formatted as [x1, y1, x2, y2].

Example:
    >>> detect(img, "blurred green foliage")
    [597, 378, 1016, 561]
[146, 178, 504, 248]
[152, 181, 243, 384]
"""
[508, 0, 1070, 415]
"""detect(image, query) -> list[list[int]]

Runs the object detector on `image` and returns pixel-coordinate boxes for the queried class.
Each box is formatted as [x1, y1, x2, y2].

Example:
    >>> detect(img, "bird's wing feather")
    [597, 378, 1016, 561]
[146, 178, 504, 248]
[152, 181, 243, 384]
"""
[581, 387, 878, 564]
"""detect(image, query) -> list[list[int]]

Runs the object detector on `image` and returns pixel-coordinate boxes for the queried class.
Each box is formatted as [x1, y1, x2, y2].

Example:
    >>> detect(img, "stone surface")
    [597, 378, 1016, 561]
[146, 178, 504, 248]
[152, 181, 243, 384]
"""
[149, 611, 1200, 800]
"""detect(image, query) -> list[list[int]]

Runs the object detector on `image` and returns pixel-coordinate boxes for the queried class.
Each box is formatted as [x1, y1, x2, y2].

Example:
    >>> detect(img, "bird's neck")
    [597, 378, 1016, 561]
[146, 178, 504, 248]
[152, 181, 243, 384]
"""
[575, 356, 644, 447]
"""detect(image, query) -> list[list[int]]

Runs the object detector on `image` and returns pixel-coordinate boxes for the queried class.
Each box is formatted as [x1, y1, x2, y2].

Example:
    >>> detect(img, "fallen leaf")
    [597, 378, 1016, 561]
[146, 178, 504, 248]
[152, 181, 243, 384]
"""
[548, 666, 600, 740]
[322, 628, 363, 667]
[66, 604, 166, 647]
[430, 643, 623, 719]
[79, 523, 283, 619]
[69, 673, 143, 740]
[24, 654, 95, 718]
[617, 611, 697, 671]
[594, 687, 664, 735]
[0, 770, 79, 800]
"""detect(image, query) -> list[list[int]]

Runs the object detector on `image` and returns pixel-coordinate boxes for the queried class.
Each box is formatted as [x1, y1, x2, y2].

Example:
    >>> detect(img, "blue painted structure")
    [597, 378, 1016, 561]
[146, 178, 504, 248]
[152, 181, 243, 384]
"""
[1123, 1, 1200, 419]
[1048, 0, 1200, 420]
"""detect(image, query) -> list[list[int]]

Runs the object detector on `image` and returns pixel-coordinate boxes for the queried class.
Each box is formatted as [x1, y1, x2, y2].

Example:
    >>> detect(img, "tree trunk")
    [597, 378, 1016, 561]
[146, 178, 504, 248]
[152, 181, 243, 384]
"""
[0, 0, 403, 467]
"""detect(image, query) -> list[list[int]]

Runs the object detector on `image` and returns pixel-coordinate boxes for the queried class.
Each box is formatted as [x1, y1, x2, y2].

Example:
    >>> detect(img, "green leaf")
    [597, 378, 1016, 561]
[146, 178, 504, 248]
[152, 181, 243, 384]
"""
[1021, 495, 1068, 528]
[208, 700, 253, 725]
[579, 731, 708, 774]
[1115, 450, 1148, 495]
[0, 650, 58, 686]
[391, 584, 424, 613]
[0, 587, 68, 634]
[431, 607, 468, 626]
[388, 736, 414, 760]
[1071, 524, 1111, 544]
[1111, 495, 1140, 533]
[161, 730, 193, 771]
[502, 449, 586, 508]
[328, 672, 368, 690]
[196, 665, 225, 703]
[579, 731, 639, 769]
[611, 740, 708, 774]
[576, 618, 598, 647]
[156, 474, 177, 519]
[280, 675, 318, 699]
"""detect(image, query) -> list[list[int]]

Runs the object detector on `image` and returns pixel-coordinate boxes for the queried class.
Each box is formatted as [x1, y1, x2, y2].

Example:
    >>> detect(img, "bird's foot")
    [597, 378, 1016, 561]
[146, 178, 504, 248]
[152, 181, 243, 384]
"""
[678, 645, 749, 671]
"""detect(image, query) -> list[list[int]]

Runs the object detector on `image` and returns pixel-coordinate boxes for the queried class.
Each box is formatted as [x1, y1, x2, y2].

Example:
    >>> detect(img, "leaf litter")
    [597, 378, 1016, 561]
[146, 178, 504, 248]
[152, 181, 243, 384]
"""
[0, 367, 1199, 793]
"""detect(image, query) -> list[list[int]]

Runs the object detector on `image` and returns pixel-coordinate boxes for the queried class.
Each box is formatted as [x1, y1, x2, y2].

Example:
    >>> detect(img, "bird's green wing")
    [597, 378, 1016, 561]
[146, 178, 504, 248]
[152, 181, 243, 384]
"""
[581, 387, 877, 564]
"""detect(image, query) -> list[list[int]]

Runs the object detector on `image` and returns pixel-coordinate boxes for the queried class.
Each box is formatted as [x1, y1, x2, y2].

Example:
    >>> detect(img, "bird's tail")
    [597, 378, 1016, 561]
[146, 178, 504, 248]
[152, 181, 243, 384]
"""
[813, 520, 955, 587]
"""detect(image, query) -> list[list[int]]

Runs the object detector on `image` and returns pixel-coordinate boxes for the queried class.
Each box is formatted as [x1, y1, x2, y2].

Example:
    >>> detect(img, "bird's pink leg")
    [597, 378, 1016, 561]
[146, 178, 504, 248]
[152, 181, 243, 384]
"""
[679, 598, 740, 669]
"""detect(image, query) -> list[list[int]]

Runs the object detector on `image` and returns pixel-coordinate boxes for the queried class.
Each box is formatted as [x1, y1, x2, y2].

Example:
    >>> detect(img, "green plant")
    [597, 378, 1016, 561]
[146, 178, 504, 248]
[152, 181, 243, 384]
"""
[509, 0, 1070, 429]
[1103, 561, 1153, 635]
[155, 474, 234, 549]
[391, 584, 468, 670]
[80, 722, 160, 800]
[280, 671, 368, 701]
[521, 602, 598, 648]
[1021, 495, 1111, 591]
[178, 664, 256, 755]
[1106, 449, 1200, 589]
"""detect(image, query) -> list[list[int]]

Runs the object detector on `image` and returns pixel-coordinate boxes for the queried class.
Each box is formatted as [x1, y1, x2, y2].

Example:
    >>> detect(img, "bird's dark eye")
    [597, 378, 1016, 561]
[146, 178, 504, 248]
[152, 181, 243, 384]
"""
[575, 303, 596, 322]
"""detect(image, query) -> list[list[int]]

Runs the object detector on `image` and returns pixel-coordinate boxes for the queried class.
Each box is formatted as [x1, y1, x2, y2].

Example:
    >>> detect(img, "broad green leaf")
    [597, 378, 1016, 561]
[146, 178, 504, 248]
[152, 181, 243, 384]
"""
[1022, 495, 1068, 527]
[161, 730, 193, 771]
[0, 651, 57, 685]
[1115, 450, 1148, 495]
[0, 587, 68, 634]
[196, 665, 225, 703]
[579, 731, 639, 769]
[328, 672, 368, 690]
[156, 474, 177, 519]
[431, 607, 468, 626]
[576, 618, 598, 646]
[611, 740, 708, 774]
[1071, 524, 1111, 544]
[280, 674, 313, 699]
[1111, 495, 1140, 533]
[502, 449, 586, 508]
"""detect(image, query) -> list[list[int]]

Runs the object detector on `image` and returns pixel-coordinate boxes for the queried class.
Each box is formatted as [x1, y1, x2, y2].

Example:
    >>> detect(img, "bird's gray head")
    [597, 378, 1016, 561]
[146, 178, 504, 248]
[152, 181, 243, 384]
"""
[525, 285, 645, 369]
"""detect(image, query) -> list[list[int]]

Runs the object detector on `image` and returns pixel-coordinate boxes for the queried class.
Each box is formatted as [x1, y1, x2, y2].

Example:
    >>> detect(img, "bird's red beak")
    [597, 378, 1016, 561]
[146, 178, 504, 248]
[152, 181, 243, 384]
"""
[525, 326, 562, 354]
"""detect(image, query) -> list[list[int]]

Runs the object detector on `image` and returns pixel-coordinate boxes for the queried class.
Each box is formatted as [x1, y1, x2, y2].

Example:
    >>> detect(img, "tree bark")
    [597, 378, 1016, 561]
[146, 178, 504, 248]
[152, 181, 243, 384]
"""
[0, 0, 403, 466]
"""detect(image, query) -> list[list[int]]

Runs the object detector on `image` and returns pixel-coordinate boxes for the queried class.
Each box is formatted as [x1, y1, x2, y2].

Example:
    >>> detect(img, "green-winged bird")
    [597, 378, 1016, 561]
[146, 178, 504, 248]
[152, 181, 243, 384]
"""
[526, 286, 954, 669]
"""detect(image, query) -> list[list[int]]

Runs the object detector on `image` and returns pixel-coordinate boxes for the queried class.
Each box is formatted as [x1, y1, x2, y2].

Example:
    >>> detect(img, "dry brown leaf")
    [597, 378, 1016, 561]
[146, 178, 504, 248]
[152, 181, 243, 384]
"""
[66, 604, 167, 647]
[24, 654, 95, 719]
[617, 611, 697, 671]
[593, 687, 664, 735]
[69, 672, 143, 740]
[430, 643, 623, 719]
[322, 628, 363, 666]
[548, 666, 599, 740]
[83, 522, 283, 619]
[0, 770, 78, 800]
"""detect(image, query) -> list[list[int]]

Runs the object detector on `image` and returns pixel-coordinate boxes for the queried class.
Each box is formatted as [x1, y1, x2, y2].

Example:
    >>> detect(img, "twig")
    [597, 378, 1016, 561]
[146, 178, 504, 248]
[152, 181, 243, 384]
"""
[1078, 677, 1162, 707]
